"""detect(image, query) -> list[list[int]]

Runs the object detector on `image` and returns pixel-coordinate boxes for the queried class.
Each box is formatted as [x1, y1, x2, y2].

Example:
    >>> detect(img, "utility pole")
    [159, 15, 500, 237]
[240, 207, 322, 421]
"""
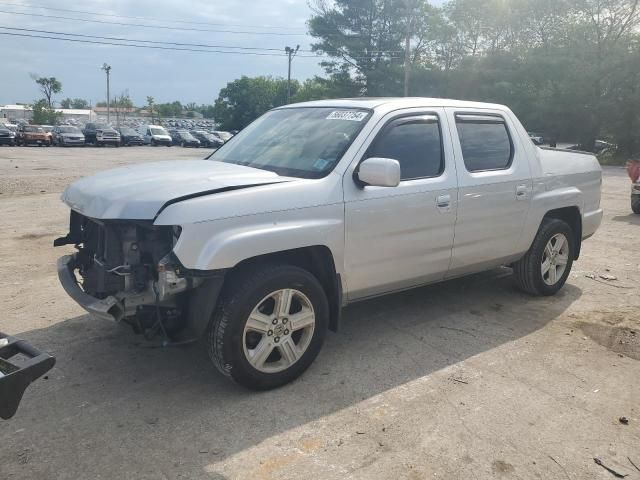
[285, 45, 299, 104]
[101, 63, 111, 124]
[403, 0, 415, 97]
[404, 31, 411, 97]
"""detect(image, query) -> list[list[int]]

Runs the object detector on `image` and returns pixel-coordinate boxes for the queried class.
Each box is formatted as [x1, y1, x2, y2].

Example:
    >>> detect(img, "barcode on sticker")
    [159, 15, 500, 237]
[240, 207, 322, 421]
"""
[327, 111, 368, 121]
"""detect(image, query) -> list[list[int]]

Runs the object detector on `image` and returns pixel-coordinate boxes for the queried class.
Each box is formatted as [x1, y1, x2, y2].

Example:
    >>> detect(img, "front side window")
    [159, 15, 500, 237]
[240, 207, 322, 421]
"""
[212, 107, 371, 179]
[456, 115, 513, 172]
[366, 115, 443, 181]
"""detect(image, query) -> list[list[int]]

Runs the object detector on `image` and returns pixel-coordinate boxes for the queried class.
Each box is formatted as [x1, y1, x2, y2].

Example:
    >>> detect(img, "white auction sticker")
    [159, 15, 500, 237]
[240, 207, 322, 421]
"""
[327, 110, 368, 121]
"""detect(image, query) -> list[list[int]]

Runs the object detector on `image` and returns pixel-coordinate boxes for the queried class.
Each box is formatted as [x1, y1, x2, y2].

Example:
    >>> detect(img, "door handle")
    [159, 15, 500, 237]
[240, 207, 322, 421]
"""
[516, 184, 529, 200]
[436, 194, 451, 210]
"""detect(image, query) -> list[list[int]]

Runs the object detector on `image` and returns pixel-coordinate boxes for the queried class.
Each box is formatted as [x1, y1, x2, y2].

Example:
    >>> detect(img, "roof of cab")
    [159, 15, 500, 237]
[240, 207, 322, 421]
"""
[278, 97, 509, 111]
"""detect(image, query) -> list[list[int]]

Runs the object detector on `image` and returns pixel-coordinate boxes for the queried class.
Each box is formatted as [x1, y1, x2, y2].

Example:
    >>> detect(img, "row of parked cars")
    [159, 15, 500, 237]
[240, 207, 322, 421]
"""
[0, 123, 233, 148]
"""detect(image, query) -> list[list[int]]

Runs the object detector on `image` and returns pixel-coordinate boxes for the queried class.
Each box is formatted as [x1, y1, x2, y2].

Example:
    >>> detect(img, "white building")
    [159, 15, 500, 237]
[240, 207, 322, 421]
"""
[1, 104, 94, 124]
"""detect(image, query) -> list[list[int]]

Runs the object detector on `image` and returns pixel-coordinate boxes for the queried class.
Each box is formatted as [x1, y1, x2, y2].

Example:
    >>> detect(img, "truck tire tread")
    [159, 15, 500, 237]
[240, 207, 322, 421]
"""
[207, 263, 328, 390]
[513, 218, 575, 296]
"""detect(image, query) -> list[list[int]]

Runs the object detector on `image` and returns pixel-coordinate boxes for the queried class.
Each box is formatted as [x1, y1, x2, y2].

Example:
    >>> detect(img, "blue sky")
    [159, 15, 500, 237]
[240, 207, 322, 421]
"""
[0, 0, 443, 106]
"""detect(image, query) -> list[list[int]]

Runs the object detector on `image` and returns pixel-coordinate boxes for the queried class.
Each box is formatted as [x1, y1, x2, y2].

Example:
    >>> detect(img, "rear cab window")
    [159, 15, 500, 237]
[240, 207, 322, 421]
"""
[455, 114, 513, 172]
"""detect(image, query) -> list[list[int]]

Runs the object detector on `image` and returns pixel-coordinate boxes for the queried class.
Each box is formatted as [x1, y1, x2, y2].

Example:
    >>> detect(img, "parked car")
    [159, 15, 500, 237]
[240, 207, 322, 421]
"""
[0, 127, 16, 146]
[52, 126, 85, 147]
[117, 127, 144, 146]
[567, 139, 617, 154]
[528, 132, 545, 146]
[628, 160, 640, 214]
[16, 125, 51, 146]
[55, 98, 603, 390]
[83, 123, 120, 147]
[190, 130, 223, 148]
[169, 129, 201, 148]
[211, 130, 233, 143]
[138, 124, 172, 146]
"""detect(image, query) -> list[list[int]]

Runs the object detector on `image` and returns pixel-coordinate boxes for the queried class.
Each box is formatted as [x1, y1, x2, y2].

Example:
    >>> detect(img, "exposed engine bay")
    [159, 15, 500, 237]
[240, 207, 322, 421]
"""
[54, 211, 202, 338]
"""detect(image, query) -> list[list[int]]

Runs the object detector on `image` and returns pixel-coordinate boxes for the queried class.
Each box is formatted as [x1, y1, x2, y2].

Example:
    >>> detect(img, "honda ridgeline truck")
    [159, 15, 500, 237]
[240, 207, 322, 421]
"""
[55, 98, 603, 389]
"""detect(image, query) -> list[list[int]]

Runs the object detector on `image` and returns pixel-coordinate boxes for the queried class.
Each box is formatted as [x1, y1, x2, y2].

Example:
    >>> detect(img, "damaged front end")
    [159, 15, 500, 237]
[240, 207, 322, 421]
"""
[54, 211, 203, 337]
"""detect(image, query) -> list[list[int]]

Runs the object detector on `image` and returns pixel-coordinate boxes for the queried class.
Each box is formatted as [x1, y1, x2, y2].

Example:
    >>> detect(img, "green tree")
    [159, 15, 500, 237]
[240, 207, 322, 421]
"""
[31, 75, 62, 107]
[308, 0, 409, 95]
[31, 99, 62, 125]
[213, 76, 298, 130]
[146, 96, 155, 123]
[293, 73, 361, 102]
[60, 98, 90, 109]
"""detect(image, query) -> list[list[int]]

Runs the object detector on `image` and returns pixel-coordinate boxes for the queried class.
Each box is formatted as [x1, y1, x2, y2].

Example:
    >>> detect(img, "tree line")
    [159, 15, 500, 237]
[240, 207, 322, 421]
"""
[216, 0, 640, 159]
[24, 0, 640, 158]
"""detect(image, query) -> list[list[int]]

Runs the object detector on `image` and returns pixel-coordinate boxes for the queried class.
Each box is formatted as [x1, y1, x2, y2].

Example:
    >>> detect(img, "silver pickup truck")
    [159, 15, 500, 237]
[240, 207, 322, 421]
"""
[55, 98, 603, 389]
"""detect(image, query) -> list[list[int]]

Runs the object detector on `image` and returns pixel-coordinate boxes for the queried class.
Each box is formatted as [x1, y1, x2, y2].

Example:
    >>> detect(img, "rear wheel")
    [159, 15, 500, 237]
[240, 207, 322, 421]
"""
[632, 195, 640, 214]
[514, 218, 575, 296]
[207, 264, 328, 390]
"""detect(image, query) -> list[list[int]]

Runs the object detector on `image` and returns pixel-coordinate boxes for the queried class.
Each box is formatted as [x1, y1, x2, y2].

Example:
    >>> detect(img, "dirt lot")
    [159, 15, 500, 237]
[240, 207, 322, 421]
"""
[0, 145, 638, 480]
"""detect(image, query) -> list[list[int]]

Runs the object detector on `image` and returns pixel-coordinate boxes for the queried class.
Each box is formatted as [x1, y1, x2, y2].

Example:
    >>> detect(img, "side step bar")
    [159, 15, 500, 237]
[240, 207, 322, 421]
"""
[0, 333, 55, 420]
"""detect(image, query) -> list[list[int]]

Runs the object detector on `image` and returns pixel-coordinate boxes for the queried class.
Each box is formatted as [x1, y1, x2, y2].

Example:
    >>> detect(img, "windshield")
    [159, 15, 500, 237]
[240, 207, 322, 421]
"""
[211, 107, 370, 179]
[120, 128, 136, 135]
[24, 126, 44, 133]
[150, 127, 168, 136]
[58, 126, 79, 133]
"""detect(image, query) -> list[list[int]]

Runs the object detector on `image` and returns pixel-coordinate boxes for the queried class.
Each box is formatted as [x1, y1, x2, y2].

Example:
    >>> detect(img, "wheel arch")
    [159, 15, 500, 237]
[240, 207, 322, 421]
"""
[542, 206, 582, 260]
[186, 246, 342, 338]
[228, 246, 342, 333]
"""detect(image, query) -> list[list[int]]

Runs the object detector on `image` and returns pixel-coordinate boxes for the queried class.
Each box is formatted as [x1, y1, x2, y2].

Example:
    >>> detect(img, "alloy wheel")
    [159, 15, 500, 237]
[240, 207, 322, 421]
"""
[541, 233, 570, 286]
[242, 289, 316, 374]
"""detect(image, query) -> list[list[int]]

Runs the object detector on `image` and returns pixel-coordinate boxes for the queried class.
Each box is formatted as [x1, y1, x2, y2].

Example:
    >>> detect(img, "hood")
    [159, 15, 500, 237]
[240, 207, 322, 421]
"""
[62, 160, 292, 220]
[60, 132, 84, 138]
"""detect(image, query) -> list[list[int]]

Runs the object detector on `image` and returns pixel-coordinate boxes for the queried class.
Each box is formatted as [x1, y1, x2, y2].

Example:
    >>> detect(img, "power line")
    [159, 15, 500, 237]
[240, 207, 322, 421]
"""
[0, 9, 308, 36]
[0, 31, 314, 56]
[0, 26, 306, 52]
[0, 1, 309, 31]
[0, 28, 405, 60]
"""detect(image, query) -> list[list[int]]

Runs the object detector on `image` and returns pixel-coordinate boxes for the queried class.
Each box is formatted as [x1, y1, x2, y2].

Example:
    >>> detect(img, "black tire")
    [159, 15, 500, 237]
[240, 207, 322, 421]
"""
[207, 264, 329, 390]
[151, 139, 156, 146]
[632, 195, 640, 215]
[513, 218, 575, 296]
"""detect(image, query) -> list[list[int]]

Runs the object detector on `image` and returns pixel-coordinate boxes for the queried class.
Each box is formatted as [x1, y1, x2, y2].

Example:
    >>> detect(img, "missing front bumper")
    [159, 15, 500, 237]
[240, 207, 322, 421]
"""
[57, 255, 125, 322]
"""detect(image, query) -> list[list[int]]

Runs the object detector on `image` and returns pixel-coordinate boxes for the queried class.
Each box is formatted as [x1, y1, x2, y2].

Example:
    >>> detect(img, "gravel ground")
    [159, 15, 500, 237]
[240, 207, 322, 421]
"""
[0, 145, 638, 480]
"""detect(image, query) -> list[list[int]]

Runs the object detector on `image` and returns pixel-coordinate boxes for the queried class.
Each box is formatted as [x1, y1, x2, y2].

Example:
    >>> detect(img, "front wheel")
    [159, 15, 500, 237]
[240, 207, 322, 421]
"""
[207, 264, 329, 390]
[632, 195, 640, 214]
[513, 218, 575, 296]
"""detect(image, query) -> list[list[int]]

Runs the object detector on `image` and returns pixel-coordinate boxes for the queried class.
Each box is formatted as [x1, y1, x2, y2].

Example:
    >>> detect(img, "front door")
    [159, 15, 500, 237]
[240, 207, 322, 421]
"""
[343, 108, 458, 300]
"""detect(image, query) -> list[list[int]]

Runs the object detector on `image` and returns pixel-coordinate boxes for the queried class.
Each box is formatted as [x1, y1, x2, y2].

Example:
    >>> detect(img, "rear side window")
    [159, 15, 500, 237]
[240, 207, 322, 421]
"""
[367, 115, 443, 181]
[456, 115, 513, 172]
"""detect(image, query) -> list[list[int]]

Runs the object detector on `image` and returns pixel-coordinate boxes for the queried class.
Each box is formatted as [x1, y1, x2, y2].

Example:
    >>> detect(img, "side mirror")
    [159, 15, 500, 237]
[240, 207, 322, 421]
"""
[357, 157, 401, 188]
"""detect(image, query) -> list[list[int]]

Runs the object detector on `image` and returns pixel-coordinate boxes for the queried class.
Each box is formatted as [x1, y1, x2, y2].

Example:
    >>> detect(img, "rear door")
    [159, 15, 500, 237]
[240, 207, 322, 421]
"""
[343, 108, 458, 300]
[446, 109, 532, 277]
